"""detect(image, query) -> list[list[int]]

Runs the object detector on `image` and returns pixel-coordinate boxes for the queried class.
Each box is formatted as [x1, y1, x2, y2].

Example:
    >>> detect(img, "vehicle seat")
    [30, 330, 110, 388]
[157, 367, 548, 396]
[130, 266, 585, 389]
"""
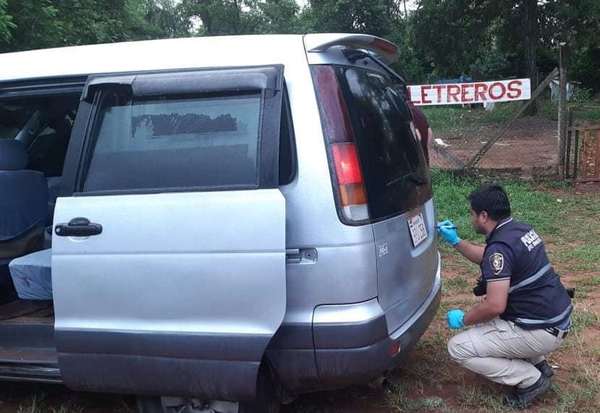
[9, 248, 52, 300]
[0, 139, 48, 303]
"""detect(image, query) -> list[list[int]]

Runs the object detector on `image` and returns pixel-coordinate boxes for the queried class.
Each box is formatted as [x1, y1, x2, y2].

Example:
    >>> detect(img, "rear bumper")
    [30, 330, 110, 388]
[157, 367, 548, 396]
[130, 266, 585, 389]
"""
[268, 254, 441, 393]
[313, 256, 442, 387]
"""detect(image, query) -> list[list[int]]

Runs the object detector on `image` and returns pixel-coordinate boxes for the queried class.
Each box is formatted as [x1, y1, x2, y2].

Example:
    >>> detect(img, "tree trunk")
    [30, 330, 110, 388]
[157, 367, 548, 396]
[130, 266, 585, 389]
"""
[523, 0, 538, 116]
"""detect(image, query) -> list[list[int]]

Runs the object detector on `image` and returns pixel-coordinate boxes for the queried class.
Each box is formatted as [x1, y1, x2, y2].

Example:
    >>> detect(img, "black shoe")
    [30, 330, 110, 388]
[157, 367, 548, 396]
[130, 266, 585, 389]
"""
[503, 374, 552, 409]
[535, 360, 554, 377]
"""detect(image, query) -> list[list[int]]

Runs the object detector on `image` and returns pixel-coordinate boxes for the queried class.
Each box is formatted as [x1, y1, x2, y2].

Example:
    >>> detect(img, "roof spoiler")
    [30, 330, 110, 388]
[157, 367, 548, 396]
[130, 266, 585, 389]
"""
[304, 34, 399, 64]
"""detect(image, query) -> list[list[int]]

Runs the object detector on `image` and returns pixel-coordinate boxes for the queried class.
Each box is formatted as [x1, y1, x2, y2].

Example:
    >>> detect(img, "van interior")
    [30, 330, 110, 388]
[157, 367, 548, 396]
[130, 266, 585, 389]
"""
[0, 92, 80, 379]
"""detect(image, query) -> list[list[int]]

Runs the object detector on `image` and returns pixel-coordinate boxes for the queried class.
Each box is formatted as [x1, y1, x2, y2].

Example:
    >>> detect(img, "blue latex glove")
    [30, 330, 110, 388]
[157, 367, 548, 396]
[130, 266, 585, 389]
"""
[447, 309, 465, 329]
[436, 219, 461, 246]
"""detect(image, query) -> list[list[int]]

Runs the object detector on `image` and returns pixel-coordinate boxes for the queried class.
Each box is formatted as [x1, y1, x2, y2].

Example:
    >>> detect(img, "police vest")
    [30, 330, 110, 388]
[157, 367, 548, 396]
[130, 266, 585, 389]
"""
[482, 218, 572, 330]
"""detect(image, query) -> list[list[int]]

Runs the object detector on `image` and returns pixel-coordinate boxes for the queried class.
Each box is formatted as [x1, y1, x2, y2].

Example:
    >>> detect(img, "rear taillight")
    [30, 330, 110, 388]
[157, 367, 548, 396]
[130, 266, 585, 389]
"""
[332, 143, 368, 217]
[332, 143, 363, 185]
[312, 65, 369, 223]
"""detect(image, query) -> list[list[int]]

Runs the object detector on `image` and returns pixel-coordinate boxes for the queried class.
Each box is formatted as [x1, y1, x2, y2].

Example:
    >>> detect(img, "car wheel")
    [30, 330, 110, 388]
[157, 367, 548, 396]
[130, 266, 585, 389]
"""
[136, 396, 168, 413]
[137, 397, 231, 413]
[238, 364, 281, 413]
[137, 365, 280, 413]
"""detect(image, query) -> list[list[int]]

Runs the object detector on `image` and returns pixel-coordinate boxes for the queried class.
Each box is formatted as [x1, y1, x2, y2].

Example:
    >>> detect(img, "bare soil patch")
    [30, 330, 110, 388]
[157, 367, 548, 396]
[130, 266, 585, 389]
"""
[431, 116, 558, 174]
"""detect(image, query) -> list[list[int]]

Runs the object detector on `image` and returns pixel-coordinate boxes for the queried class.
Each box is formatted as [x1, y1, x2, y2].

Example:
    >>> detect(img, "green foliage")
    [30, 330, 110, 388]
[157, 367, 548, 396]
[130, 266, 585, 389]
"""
[0, 0, 599, 92]
[304, 0, 399, 37]
[178, 0, 301, 36]
[0, 0, 185, 52]
[2, 0, 59, 51]
[412, 0, 505, 80]
[0, 0, 14, 42]
[141, 0, 190, 38]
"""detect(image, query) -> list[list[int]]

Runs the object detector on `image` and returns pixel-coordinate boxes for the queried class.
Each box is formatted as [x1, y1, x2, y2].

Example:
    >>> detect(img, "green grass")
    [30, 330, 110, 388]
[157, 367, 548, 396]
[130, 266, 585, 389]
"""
[443, 276, 469, 293]
[431, 169, 565, 241]
[456, 384, 509, 412]
[423, 96, 600, 135]
[385, 383, 447, 412]
[557, 245, 600, 271]
[570, 308, 600, 333]
[577, 275, 600, 289]
[422, 102, 520, 133]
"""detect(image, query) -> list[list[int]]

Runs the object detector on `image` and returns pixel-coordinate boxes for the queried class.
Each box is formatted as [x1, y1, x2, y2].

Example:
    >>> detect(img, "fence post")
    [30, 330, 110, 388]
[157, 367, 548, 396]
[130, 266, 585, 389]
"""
[558, 43, 569, 178]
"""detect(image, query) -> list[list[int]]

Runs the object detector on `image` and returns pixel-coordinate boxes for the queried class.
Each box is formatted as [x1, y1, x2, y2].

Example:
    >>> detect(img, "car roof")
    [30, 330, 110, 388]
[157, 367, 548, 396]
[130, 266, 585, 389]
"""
[0, 34, 398, 84]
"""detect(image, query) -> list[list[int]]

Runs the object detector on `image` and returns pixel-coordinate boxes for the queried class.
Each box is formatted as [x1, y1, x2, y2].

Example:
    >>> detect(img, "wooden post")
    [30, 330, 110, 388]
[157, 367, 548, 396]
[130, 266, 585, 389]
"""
[558, 43, 569, 178]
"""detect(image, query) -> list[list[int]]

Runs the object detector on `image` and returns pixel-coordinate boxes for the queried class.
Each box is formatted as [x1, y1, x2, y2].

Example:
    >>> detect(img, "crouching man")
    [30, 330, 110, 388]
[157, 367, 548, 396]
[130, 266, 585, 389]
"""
[437, 184, 572, 409]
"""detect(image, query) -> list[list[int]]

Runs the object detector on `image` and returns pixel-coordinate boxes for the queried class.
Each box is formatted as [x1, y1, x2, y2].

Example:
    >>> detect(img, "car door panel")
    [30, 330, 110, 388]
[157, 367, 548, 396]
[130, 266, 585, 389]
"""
[52, 66, 286, 399]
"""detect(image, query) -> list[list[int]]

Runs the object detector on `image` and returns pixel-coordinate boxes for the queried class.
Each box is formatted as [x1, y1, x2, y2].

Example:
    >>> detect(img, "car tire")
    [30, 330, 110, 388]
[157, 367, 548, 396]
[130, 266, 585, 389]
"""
[238, 363, 281, 413]
[137, 364, 280, 413]
[136, 396, 168, 413]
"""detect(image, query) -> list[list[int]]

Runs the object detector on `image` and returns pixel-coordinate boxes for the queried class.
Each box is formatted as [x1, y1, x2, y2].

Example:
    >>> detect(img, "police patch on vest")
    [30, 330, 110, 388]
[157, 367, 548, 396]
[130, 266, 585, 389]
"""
[490, 253, 504, 275]
[520, 229, 542, 252]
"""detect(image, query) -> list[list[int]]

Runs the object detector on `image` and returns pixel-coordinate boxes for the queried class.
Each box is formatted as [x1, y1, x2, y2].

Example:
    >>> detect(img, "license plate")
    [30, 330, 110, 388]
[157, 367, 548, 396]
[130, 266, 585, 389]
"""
[408, 213, 428, 247]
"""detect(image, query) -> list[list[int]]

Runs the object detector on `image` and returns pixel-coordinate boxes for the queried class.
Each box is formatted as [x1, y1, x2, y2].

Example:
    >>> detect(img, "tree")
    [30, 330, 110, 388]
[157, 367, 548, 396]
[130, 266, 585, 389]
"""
[0, 0, 14, 43]
[540, 0, 600, 92]
[0, 0, 176, 53]
[305, 0, 398, 37]
[1, 0, 60, 52]
[180, 0, 301, 36]
[256, 0, 300, 34]
[411, 0, 505, 80]
[141, 0, 190, 38]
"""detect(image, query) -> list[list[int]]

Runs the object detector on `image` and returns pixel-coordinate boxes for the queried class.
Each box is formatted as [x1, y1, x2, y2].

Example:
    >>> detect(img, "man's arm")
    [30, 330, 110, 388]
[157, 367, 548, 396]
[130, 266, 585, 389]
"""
[437, 221, 484, 264]
[463, 279, 510, 326]
[455, 240, 485, 265]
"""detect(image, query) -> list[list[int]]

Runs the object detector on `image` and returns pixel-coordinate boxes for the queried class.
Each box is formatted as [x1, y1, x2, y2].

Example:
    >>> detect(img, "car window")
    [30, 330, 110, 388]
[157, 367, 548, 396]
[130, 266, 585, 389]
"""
[0, 97, 79, 176]
[340, 66, 431, 220]
[0, 103, 34, 140]
[83, 90, 262, 192]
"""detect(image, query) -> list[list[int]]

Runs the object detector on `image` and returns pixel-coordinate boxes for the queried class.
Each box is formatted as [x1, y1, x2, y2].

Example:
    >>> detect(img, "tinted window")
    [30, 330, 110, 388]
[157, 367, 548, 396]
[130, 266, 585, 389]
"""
[0, 103, 32, 139]
[0, 96, 79, 177]
[340, 67, 431, 219]
[83, 91, 262, 192]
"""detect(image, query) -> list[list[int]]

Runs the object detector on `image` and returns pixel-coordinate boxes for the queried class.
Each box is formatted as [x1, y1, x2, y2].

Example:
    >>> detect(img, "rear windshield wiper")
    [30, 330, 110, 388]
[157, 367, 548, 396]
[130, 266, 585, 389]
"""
[386, 172, 428, 187]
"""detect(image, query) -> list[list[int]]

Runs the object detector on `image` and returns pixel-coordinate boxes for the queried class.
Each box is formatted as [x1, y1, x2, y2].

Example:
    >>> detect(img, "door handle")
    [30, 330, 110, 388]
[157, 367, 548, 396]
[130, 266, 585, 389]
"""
[55, 217, 103, 237]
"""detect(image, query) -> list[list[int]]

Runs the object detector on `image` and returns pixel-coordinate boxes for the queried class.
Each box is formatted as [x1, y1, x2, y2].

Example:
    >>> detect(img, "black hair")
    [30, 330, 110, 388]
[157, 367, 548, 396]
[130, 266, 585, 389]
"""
[468, 183, 511, 221]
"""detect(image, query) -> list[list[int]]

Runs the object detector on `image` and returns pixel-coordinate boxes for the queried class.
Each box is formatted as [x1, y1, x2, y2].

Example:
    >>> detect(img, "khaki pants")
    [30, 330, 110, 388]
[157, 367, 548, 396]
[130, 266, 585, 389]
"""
[447, 318, 564, 388]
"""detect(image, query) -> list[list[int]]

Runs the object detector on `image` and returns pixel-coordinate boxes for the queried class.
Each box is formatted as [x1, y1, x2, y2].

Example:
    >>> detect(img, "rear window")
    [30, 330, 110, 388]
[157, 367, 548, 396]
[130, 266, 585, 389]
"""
[83, 91, 262, 192]
[338, 66, 431, 220]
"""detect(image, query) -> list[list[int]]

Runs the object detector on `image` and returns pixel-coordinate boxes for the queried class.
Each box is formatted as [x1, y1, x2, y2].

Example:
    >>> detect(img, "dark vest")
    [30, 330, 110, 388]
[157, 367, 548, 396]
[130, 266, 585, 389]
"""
[483, 218, 572, 330]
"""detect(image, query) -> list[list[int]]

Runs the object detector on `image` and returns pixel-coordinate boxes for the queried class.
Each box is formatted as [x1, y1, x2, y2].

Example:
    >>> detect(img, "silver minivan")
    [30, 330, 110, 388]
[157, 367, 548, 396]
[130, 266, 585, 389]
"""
[0, 34, 441, 412]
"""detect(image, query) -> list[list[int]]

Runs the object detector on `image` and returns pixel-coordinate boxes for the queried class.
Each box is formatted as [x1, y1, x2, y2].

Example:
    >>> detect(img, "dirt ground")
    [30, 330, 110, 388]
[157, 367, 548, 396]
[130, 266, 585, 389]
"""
[430, 116, 559, 174]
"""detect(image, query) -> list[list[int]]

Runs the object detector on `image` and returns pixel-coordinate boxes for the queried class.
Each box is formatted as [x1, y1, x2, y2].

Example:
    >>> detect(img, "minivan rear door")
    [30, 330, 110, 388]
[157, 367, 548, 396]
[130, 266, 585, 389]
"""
[52, 66, 286, 400]
[328, 62, 438, 333]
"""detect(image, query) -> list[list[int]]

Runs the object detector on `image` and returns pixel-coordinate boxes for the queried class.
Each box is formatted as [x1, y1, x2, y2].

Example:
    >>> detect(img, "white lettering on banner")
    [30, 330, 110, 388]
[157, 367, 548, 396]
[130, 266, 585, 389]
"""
[408, 79, 531, 106]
